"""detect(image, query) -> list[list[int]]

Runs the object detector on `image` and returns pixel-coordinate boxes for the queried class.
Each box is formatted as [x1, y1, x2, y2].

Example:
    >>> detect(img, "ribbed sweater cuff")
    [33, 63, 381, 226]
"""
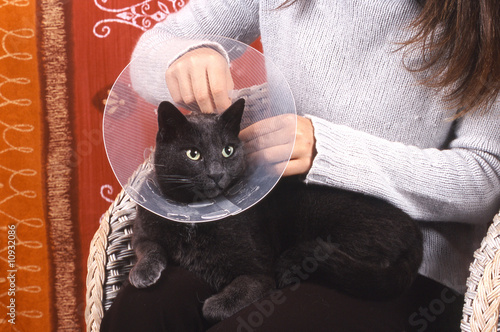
[305, 114, 392, 198]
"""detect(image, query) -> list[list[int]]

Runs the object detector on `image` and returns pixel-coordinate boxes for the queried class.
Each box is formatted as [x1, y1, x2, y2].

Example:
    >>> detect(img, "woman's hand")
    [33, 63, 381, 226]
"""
[240, 115, 316, 177]
[166, 47, 234, 113]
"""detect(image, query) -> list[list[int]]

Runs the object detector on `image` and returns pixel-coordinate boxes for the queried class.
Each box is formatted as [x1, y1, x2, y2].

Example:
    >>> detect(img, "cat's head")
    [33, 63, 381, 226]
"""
[154, 99, 246, 203]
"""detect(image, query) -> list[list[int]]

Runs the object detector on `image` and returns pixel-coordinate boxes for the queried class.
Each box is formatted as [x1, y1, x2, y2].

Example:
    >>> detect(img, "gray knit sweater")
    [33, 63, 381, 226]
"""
[130, 0, 500, 293]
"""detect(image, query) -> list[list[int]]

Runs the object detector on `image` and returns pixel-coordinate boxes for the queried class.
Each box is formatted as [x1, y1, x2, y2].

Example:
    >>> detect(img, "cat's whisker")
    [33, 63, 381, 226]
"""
[156, 174, 193, 181]
[156, 174, 190, 179]
[156, 178, 193, 185]
[157, 177, 191, 182]
[153, 164, 171, 168]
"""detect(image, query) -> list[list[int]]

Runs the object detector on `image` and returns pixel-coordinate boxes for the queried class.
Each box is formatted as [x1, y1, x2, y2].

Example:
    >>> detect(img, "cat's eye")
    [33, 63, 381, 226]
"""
[222, 145, 235, 158]
[186, 149, 201, 161]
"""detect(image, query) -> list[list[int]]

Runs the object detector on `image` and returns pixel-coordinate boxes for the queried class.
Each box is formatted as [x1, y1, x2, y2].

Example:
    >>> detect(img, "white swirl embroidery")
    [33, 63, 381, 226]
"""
[93, 0, 186, 38]
[0, 27, 34, 61]
[100, 184, 116, 203]
[0, 0, 30, 10]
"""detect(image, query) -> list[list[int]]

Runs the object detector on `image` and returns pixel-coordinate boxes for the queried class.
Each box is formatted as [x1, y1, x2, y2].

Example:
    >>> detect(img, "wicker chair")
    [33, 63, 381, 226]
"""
[85, 189, 137, 332]
[84, 189, 500, 332]
[461, 212, 500, 331]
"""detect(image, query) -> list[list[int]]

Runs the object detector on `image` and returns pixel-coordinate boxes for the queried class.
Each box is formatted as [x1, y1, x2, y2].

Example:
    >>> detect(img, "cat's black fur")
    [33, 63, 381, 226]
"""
[129, 99, 423, 323]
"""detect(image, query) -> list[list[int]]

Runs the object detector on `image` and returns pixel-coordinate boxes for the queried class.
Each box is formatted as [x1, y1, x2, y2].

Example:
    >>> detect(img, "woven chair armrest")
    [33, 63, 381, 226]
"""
[462, 212, 500, 332]
[85, 189, 137, 332]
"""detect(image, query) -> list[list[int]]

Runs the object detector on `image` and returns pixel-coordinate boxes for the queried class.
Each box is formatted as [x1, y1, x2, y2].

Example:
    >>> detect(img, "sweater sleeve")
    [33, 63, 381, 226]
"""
[305, 104, 500, 224]
[129, 0, 260, 105]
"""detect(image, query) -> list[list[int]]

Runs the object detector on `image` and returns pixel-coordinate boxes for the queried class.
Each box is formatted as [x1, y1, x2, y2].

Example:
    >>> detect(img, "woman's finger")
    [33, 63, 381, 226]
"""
[207, 61, 233, 112]
[165, 70, 183, 105]
[174, 70, 197, 107]
[242, 128, 294, 154]
[192, 68, 216, 113]
[239, 114, 296, 142]
[246, 143, 294, 167]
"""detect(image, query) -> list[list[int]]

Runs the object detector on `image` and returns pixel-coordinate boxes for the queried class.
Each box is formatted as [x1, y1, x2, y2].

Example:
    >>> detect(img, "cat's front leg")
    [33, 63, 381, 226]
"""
[202, 274, 275, 323]
[129, 241, 167, 288]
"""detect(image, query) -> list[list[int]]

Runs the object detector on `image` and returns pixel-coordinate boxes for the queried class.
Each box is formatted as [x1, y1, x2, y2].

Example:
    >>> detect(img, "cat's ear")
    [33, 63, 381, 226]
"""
[218, 98, 245, 136]
[157, 101, 188, 141]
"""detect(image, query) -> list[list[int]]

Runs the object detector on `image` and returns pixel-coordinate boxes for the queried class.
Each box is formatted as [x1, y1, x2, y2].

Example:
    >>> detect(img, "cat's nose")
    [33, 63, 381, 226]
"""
[208, 173, 224, 184]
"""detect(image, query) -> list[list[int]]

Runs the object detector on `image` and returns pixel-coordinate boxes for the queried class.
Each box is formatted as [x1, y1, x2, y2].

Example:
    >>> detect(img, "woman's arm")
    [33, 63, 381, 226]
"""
[305, 105, 500, 224]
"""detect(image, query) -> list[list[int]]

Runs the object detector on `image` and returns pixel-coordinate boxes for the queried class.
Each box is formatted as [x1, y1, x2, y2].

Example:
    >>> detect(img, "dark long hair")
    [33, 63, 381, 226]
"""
[279, 0, 500, 116]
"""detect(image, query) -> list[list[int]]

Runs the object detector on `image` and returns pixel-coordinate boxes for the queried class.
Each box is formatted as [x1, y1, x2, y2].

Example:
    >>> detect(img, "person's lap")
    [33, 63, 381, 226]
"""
[100, 266, 463, 332]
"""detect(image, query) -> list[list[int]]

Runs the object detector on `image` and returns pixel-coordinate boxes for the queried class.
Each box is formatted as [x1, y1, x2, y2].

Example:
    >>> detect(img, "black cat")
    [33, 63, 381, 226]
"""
[129, 99, 423, 322]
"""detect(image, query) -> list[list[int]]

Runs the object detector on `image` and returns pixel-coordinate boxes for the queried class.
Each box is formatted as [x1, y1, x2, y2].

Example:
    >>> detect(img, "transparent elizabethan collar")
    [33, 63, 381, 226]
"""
[103, 36, 296, 222]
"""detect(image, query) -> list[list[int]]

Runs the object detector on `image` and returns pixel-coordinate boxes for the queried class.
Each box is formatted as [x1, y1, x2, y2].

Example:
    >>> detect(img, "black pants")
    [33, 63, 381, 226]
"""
[100, 267, 463, 332]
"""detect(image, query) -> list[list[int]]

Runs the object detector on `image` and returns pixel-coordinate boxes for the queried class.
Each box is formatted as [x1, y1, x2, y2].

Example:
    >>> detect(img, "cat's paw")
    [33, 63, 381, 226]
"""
[128, 258, 166, 288]
[202, 293, 241, 323]
[276, 267, 300, 289]
[202, 275, 275, 323]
